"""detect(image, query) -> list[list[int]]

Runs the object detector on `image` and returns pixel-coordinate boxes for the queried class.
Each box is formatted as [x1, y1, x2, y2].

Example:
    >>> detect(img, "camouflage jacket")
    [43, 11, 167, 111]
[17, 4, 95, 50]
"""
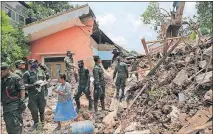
[131, 60, 139, 71]
[78, 67, 90, 88]
[93, 63, 105, 86]
[1, 72, 25, 112]
[114, 62, 128, 78]
[23, 68, 46, 94]
[14, 69, 26, 78]
[64, 56, 74, 71]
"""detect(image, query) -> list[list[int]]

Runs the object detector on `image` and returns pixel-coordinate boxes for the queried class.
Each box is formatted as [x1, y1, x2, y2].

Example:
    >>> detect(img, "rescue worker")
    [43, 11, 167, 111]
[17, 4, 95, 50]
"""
[130, 58, 139, 81]
[113, 57, 128, 100]
[74, 60, 92, 112]
[1, 62, 26, 134]
[64, 51, 78, 84]
[38, 62, 50, 80]
[23, 59, 47, 131]
[14, 60, 26, 77]
[14, 60, 28, 99]
[93, 56, 106, 113]
[112, 49, 120, 64]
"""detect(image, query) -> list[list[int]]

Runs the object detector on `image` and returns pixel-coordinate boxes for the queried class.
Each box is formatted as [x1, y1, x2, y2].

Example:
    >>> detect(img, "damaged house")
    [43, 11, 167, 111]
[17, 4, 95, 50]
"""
[23, 4, 128, 78]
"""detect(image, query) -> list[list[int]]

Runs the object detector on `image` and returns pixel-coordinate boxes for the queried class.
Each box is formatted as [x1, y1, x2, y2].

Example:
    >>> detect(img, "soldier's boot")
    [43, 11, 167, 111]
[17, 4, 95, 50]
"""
[120, 88, 125, 100]
[40, 113, 45, 130]
[116, 88, 119, 99]
[100, 99, 105, 111]
[75, 99, 81, 113]
[29, 110, 39, 132]
[94, 100, 98, 113]
[136, 73, 139, 81]
[88, 98, 93, 111]
[29, 123, 38, 132]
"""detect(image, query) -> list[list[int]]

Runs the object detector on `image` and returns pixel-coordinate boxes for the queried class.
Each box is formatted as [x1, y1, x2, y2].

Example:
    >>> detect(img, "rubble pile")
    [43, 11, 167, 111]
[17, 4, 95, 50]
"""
[116, 38, 212, 133]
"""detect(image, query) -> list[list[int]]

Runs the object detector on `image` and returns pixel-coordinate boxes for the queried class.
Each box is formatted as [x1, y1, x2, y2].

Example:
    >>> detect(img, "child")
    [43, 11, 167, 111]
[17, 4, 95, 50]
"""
[53, 73, 77, 130]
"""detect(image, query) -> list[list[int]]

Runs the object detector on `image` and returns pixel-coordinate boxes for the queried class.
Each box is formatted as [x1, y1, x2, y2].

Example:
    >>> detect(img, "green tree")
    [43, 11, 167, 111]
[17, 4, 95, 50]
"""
[141, 2, 170, 33]
[130, 50, 139, 56]
[1, 11, 29, 64]
[27, 2, 73, 20]
[196, 2, 212, 33]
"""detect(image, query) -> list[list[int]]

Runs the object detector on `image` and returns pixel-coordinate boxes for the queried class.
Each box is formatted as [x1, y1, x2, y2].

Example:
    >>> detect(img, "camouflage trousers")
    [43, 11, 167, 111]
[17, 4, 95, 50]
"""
[115, 76, 127, 97]
[75, 87, 92, 110]
[28, 90, 47, 124]
[3, 109, 23, 134]
[66, 71, 74, 84]
[93, 85, 105, 112]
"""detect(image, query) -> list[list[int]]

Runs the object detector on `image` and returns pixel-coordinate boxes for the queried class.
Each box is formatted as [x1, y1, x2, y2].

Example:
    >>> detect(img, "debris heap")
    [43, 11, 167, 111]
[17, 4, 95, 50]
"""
[116, 38, 212, 133]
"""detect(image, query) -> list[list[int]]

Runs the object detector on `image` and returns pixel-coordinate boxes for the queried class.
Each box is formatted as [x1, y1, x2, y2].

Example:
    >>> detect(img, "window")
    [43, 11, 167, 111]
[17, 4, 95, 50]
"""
[5, 7, 15, 20]
[56, 64, 62, 76]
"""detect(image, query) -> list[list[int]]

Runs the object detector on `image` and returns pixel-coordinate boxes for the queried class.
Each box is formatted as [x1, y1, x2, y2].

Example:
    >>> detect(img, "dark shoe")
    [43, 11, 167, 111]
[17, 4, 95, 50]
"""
[54, 126, 61, 131]
[29, 123, 38, 132]
[76, 108, 80, 113]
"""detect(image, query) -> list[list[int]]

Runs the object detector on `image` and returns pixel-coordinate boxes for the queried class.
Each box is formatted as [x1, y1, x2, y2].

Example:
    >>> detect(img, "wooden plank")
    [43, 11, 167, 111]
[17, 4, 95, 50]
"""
[127, 83, 148, 109]
[195, 71, 212, 84]
[184, 121, 212, 134]
[147, 38, 181, 76]
[141, 38, 153, 68]
[145, 36, 188, 44]
[178, 106, 212, 134]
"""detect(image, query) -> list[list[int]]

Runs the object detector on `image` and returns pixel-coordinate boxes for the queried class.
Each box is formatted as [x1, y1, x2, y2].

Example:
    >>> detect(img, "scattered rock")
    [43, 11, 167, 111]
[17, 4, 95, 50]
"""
[195, 71, 212, 84]
[173, 69, 188, 86]
[124, 122, 139, 132]
[204, 89, 212, 103]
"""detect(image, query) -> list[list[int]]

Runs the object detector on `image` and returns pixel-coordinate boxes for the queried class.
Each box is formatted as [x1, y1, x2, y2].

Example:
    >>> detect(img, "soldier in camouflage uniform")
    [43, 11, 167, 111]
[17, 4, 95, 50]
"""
[75, 60, 92, 112]
[113, 57, 128, 100]
[64, 51, 77, 84]
[23, 59, 47, 131]
[1, 62, 26, 134]
[14, 60, 26, 77]
[93, 56, 106, 113]
[130, 58, 139, 81]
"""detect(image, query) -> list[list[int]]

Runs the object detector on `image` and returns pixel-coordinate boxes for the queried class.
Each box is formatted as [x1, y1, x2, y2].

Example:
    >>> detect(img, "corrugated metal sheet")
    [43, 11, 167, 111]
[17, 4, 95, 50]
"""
[92, 48, 113, 60]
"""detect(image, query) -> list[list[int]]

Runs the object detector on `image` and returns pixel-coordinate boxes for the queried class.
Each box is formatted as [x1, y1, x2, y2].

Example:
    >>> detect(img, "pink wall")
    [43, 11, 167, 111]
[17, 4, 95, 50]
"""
[29, 18, 95, 68]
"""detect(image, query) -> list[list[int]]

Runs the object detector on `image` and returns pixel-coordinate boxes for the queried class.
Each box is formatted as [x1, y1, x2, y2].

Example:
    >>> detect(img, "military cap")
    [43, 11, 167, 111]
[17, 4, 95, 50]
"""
[15, 60, 25, 66]
[93, 55, 100, 62]
[1, 62, 9, 70]
[78, 60, 84, 64]
[28, 59, 38, 64]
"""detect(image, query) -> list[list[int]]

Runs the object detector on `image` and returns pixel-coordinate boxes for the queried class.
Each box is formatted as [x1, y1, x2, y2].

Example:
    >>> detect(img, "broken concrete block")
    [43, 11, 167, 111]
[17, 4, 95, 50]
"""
[195, 71, 212, 84]
[102, 110, 117, 126]
[204, 90, 212, 103]
[199, 60, 207, 69]
[169, 105, 180, 123]
[173, 69, 188, 86]
[157, 71, 171, 86]
[124, 122, 139, 132]
[45, 109, 53, 115]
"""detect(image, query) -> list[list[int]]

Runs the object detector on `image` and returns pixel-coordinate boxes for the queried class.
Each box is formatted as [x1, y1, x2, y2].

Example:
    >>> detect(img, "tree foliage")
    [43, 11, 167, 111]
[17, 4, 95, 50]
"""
[27, 2, 73, 20]
[195, 2, 212, 33]
[1, 11, 29, 64]
[130, 50, 139, 56]
[141, 2, 170, 33]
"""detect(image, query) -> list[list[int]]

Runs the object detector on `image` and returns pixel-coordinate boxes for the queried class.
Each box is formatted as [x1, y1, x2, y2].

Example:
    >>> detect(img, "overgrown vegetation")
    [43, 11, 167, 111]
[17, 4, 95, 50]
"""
[27, 2, 73, 20]
[1, 11, 29, 64]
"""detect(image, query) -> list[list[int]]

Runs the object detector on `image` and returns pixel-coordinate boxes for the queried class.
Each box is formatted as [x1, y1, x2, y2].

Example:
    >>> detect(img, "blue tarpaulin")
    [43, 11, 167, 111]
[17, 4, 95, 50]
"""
[92, 48, 113, 61]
